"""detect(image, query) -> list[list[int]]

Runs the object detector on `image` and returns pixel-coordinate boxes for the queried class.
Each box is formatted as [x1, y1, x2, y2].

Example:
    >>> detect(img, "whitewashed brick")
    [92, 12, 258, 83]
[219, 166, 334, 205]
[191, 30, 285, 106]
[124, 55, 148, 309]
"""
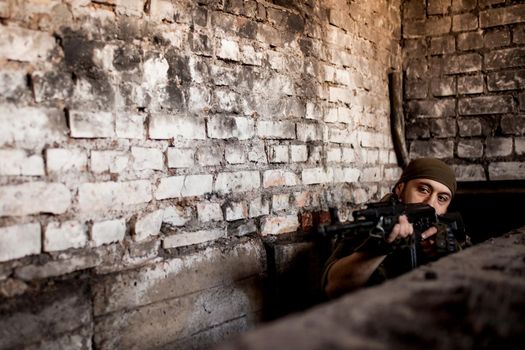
[0, 223, 41, 262]
[293, 191, 310, 208]
[155, 174, 213, 199]
[163, 228, 226, 248]
[336, 68, 353, 86]
[188, 86, 211, 113]
[0, 26, 55, 62]
[379, 150, 390, 163]
[197, 147, 223, 166]
[327, 148, 342, 162]
[249, 197, 269, 218]
[486, 138, 513, 157]
[78, 180, 152, 212]
[149, 115, 206, 140]
[333, 167, 361, 183]
[160, 26, 185, 49]
[163, 206, 192, 227]
[197, 202, 223, 222]
[210, 64, 237, 86]
[489, 162, 525, 180]
[325, 107, 339, 123]
[409, 140, 455, 159]
[516, 137, 525, 155]
[329, 127, 356, 144]
[268, 145, 289, 163]
[364, 149, 380, 164]
[143, 56, 169, 88]
[302, 167, 334, 185]
[0, 182, 71, 216]
[116, 113, 145, 139]
[263, 169, 300, 188]
[305, 102, 322, 120]
[323, 63, 338, 81]
[388, 150, 398, 164]
[207, 116, 255, 140]
[135, 209, 164, 241]
[0, 106, 67, 150]
[361, 166, 382, 182]
[241, 44, 263, 66]
[268, 51, 285, 70]
[131, 147, 164, 171]
[215, 171, 260, 194]
[261, 215, 299, 236]
[46, 148, 88, 173]
[225, 145, 246, 164]
[297, 123, 323, 141]
[214, 89, 239, 113]
[90, 151, 129, 174]
[225, 201, 248, 221]
[167, 148, 195, 168]
[329, 86, 352, 103]
[0, 69, 26, 99]
[326, 26, 353, 48]
[384, 167, 402, 181]
[272, 194, 290, 212]
[359, 131, 386, 148]
[352, 187, 373, 205]
[452, 164, 486, 182]
[69, 111, 115, 138]
[150, 0, 175, 22]
[256, 120, 296, 139]
[93, 44, 115, 71]
[0, 149, 45, 176]
[290, 145, 308, 162]
[44, 221, 87, 252]
[247, 144, 267, 164]
[309, 146, 323, 163]
[266, 74, 294, 95]
[91, 219, 126, 246]
[115, 0, 144, 16]
[217, 38, 240, 61]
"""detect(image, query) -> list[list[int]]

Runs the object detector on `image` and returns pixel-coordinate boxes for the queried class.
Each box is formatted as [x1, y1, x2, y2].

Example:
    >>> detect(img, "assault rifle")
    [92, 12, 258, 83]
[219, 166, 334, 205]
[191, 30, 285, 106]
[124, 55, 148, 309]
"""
[318, 200, 465, 269]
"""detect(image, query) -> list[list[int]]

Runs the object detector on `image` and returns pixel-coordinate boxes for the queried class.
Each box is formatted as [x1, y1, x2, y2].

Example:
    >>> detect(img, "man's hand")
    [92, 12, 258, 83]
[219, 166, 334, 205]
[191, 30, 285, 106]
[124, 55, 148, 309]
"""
[386, 215, 438, 245]
[420, 225, 440, 258]
[386, 215, 414, 243]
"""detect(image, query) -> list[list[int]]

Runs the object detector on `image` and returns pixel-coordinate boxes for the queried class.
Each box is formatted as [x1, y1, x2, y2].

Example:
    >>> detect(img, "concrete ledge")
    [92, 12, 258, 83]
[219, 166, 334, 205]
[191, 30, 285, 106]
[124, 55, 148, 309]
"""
[214, 227, 525, 350]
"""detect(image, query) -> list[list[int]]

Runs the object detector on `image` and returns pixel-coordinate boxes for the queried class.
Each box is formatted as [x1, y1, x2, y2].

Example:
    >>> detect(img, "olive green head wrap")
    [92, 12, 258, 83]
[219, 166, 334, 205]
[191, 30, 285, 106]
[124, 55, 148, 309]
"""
[395, 158, 457, 197]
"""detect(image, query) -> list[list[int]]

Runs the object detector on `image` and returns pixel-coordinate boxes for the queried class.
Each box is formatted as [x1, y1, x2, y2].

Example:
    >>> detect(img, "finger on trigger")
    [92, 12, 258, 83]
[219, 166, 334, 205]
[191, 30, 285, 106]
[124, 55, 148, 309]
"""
[388, 224, 400, 243]
[421, 226, 438, 240]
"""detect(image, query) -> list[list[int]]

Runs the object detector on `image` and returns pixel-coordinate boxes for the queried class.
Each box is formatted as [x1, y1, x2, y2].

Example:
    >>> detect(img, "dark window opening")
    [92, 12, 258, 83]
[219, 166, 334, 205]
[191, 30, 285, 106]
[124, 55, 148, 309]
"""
[450, 180, 525, 244]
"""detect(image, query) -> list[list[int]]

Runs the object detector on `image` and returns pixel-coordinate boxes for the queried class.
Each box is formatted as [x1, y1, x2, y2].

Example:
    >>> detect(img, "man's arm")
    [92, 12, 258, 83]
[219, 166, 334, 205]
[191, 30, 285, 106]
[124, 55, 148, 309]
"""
[324, 250, 387, 299]
[324, 215, 437, 298]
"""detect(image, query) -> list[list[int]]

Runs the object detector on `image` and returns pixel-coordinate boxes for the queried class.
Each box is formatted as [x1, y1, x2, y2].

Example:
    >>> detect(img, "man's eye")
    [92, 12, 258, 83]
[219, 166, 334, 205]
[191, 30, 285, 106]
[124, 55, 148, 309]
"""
[438, 195, 450, 203]
[418, 186, 430, 194]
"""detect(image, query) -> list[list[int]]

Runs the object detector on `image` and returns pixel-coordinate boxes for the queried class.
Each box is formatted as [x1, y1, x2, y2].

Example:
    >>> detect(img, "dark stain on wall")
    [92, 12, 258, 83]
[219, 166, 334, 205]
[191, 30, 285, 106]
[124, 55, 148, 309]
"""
[166, 50, 192, 84]
[239, 19, 258, 40]
[287, 12, 305, 33]
[60, 27, 114, 108]
[113, 46, 143, 72]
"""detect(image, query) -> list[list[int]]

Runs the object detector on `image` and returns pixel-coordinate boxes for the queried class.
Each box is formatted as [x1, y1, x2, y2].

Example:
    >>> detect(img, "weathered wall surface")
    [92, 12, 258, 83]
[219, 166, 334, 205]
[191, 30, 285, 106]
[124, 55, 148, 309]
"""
[403, 0, 525, 181]
[0, 0, 402, 348]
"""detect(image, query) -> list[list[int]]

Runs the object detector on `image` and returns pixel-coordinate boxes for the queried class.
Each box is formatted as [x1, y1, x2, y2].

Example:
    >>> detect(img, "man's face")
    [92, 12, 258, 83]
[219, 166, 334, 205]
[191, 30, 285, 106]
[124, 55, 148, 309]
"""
[395, 178, 452, 215]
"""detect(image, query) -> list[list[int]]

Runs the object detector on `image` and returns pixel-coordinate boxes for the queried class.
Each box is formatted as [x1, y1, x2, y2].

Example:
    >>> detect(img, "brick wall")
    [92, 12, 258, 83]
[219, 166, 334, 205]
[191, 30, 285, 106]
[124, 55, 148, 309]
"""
[0, 1, 402, 348]
[403, 0, 525, 181]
